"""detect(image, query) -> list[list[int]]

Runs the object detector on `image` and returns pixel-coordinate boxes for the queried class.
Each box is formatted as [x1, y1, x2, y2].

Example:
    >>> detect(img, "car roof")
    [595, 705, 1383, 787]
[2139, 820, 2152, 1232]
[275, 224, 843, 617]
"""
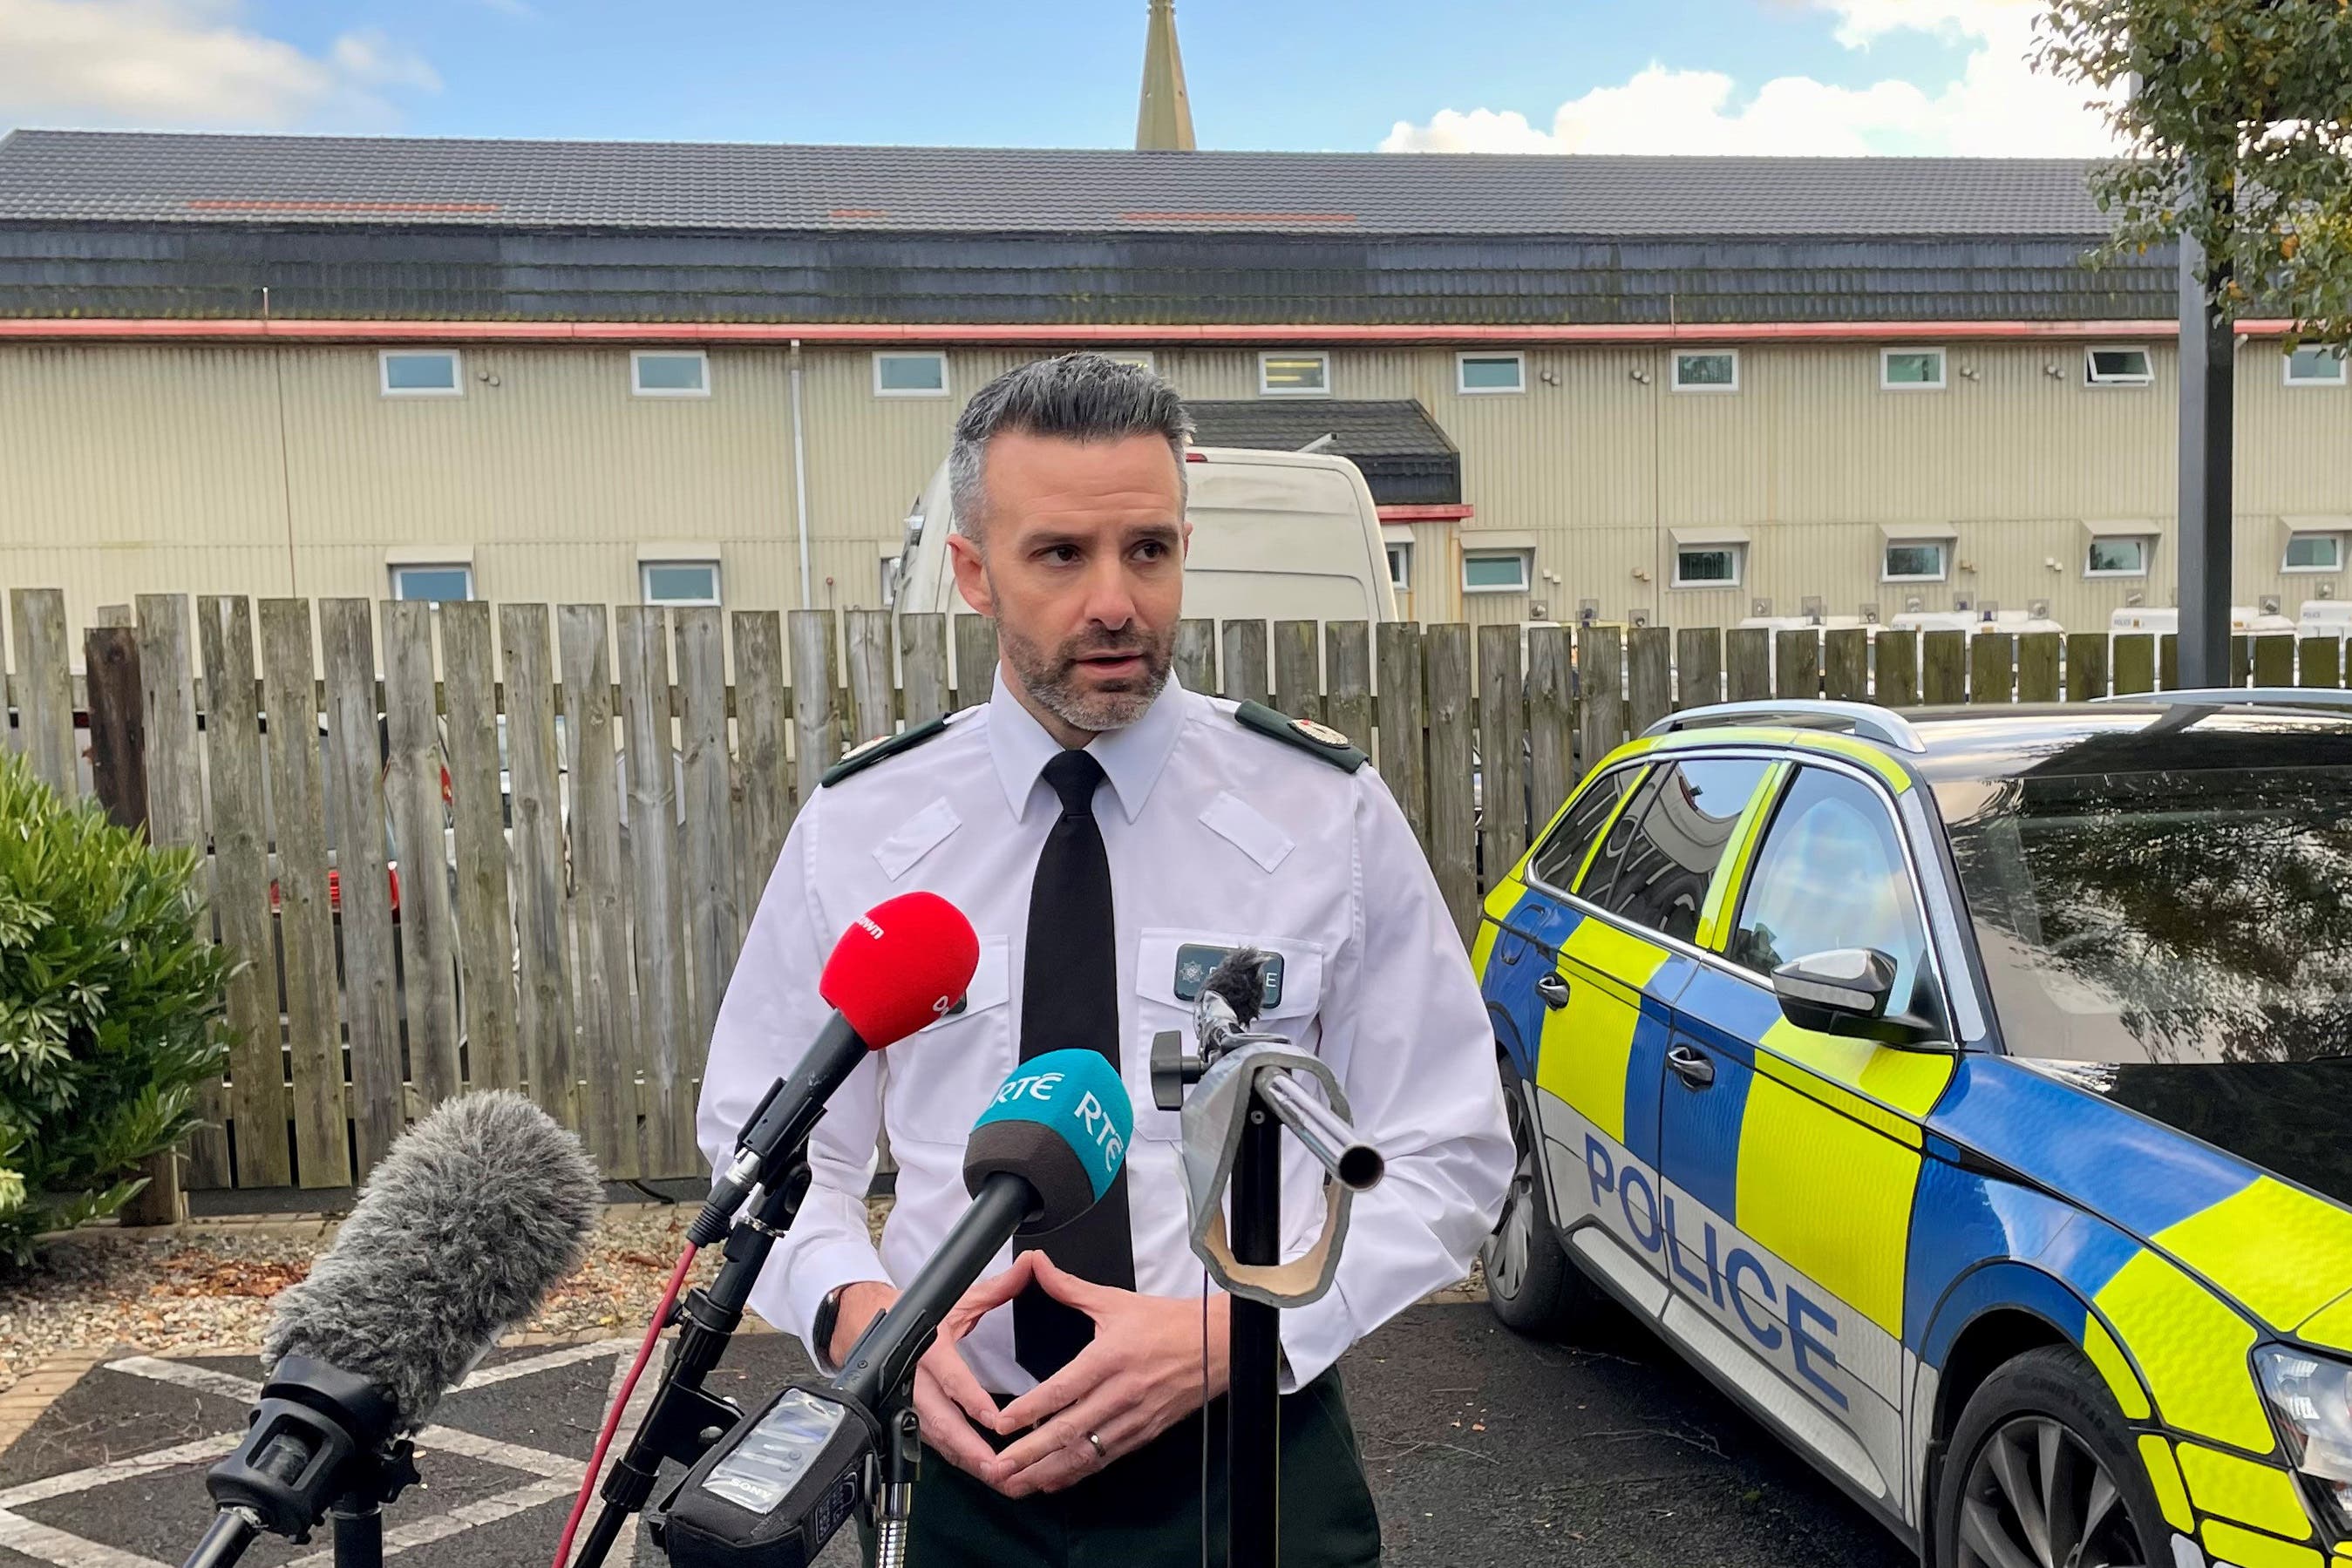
[1632, 696, 2352, 789]
[1903, 702, 2352, 784]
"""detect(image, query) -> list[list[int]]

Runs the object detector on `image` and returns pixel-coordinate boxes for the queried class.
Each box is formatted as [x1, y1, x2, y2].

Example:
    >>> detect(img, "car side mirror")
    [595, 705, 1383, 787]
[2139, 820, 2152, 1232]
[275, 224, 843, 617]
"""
[1771, 948, 1947, 1049]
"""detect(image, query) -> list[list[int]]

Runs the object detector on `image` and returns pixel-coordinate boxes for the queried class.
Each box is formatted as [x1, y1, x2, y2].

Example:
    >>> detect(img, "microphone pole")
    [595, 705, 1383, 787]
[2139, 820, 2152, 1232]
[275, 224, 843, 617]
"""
[1229, 1077, 1282, 1568]
[1152, 950, 1385, 1568]
[568, 1157, 814, 1568]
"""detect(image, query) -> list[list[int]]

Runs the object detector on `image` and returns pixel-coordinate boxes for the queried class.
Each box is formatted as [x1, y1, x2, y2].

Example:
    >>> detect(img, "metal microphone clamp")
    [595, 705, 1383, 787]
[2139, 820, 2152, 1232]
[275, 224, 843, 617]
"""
[1152, 944, 1389, 1568]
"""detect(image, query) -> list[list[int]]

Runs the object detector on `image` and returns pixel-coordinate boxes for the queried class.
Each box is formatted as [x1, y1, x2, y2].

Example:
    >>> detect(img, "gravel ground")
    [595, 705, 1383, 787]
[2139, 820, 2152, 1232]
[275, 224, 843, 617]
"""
[2, 1198, 1478, 1397]
[0, 1201, 851, 1396]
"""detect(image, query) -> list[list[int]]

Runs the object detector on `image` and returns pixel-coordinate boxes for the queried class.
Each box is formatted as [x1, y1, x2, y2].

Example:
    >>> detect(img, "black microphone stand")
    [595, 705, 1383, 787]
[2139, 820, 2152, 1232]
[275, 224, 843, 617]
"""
[1226, 1083, 1284, 1568]
[188, 1358, 422, 1568]
[567, 1160, 814, 1568]
[1153, 960, 1385, 1568]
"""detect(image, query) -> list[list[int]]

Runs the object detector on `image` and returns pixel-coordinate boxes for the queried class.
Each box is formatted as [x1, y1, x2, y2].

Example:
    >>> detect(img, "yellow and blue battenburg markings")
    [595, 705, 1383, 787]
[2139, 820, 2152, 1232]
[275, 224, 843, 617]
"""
[1478, 738, 2352, 1556]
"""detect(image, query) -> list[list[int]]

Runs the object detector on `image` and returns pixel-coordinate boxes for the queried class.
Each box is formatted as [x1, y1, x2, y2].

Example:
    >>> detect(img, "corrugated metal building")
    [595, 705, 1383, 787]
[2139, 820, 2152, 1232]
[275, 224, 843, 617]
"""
[0, 128, 2345, 632]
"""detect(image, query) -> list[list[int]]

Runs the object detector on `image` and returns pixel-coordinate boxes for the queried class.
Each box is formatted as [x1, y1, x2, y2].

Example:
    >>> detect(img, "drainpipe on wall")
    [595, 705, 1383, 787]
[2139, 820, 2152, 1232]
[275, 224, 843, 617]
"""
[790, 338, 813, 610]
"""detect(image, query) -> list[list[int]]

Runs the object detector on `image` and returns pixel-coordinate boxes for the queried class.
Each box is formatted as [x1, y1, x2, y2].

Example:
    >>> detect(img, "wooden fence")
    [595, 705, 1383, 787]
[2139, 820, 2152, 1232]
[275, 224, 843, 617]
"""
[3, 588, 2345, 1192]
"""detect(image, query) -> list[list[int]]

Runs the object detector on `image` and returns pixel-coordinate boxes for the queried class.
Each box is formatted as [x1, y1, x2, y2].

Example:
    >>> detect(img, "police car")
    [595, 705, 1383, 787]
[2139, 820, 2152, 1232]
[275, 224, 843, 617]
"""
[1474, 693, 2352, 1568]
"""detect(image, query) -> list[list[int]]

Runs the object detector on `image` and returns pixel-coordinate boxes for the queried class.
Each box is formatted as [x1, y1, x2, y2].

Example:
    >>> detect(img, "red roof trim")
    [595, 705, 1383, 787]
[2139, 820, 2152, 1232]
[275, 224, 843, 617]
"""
[1377, 504, 1475, 522]
[0, 318, 2301, 345]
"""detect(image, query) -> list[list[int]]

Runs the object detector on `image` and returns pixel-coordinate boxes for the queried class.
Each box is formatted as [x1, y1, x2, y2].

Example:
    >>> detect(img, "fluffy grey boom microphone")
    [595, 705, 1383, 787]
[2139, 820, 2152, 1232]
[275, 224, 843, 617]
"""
[1202, 947, 1270, 1035]
[262, 1090, 602, 1431]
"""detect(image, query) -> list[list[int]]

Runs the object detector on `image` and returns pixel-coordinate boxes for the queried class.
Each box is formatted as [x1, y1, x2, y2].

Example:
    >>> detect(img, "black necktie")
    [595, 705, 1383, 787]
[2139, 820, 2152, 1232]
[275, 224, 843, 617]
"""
[1014, 748, 1136, 1378]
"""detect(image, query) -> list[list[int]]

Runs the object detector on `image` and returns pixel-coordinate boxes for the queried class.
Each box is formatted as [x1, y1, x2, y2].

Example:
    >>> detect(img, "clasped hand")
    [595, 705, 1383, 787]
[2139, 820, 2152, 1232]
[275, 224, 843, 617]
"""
[837, 1253, 1231, 1497]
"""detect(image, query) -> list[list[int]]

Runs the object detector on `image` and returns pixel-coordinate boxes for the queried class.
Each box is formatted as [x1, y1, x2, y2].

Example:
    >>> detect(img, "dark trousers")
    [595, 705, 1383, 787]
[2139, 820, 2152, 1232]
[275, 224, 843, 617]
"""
[870, 1368, 1379, 1568]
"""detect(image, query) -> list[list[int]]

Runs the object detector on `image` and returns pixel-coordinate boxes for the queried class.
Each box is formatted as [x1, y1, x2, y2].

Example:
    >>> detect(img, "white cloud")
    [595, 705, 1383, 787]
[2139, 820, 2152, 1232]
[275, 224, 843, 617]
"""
[0, 0, 440, 130]
[1382, 0, 2125, 158]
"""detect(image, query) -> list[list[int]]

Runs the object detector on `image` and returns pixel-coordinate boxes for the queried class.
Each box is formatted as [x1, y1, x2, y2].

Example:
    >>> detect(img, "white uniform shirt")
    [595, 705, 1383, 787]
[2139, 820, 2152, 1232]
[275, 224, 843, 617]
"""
[697, 672, 1512, 1395]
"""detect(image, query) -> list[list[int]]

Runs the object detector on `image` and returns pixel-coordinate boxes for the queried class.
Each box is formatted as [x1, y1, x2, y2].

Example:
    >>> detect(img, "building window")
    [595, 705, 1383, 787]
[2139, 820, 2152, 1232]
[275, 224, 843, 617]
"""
[2084, 536, 2151, 577]
[1457, 352, 1526, 394]
[391, 563, 474, 602]
[2286, 345, 2349, 386]
[2085, 346, 2153, 387]
[1258, 352, 1330, 397]
[380, 350, 461, 397]
[1386, 544, 1412, 589]
[1463, 552, 1531, 594]
[642, 560, 721, 605]
[874, 352, 948, 397]
[1880, 348, 1946, 390]
[1673, 546, 1744, 587]
[1881, 539, 1949, 583]
[1672, 350, 1738, 392]
[2286, 533, 2345, 573]
[632, 350, 710, 397]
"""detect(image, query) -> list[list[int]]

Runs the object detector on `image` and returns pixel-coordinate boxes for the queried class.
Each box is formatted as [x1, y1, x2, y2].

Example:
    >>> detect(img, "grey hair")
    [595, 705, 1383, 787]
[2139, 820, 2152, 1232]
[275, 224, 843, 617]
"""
[948, 353, 1194, 545]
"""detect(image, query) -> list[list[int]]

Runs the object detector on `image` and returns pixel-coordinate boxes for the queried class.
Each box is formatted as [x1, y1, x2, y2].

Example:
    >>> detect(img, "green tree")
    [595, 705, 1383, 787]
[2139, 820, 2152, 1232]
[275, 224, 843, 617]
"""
[0, 751, 231, 1267]
[2037, 0, 2352, 346]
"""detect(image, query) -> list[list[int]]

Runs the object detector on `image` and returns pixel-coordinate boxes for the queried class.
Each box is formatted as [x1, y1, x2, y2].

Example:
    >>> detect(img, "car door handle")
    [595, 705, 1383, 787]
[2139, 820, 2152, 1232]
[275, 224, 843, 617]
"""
[1666, 1045, 1717, 1089]
[1535, 974, 1571, 1010]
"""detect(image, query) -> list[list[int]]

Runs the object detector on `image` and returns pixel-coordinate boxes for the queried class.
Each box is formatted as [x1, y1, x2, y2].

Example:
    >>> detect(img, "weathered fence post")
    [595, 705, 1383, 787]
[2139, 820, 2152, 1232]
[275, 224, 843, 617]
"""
[1376, 622, 1428, 851]
[1222, 619, 1269, 707]
[1876, 629, 1920, 709]
[1579, 625, 1624, 774]
[86, 622, 183, 1225]
[197, 596, 289, 1186]
[1424, 625, 1477, 939]
[1476, 623, 1528, 874]
[1676, 628, 1722, 710]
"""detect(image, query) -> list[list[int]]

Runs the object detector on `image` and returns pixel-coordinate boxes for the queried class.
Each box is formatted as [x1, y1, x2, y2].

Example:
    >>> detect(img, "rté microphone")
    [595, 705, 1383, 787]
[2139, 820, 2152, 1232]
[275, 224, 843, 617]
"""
[653, 1051, 1134, 1568]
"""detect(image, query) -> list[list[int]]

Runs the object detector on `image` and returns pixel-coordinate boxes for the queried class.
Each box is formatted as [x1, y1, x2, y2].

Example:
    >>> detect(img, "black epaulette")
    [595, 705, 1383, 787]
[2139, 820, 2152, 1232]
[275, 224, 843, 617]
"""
[821, 712, 954, 788]
[1234, 701, 1368, 773]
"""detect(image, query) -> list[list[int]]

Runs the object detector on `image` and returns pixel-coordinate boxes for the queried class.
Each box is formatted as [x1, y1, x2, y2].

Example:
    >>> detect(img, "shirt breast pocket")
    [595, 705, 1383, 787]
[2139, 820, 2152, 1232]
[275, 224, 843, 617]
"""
[882, 934, 1013, 1147]
[1130, 927, 1324, 1144]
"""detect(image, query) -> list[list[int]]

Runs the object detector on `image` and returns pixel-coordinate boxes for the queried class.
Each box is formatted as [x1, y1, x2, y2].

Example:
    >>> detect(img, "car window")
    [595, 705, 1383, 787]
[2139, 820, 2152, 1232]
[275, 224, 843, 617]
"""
[1528, 764, 1640, 891]
[1584, 758, 1773, 944]
[1730, 766, 1937, 1021]
[1941, 761, 2352, 1065]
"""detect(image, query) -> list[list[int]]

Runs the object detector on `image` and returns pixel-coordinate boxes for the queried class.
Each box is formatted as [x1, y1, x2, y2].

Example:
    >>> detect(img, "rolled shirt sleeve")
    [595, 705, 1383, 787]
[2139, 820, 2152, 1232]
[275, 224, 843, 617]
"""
[697, 800, 888, 1359]
[1275, 765, 1515, 1390]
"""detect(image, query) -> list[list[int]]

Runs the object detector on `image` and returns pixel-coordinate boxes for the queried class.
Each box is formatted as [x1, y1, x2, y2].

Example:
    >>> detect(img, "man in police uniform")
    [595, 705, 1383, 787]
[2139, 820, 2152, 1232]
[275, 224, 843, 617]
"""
[698, 353, 1511, 1566]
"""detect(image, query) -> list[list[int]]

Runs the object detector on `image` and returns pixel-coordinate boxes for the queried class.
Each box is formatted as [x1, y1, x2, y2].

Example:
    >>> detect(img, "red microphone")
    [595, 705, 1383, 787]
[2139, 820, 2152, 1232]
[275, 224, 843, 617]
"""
[690, 892, 979, 1243]
[819, 891, 982, 1049]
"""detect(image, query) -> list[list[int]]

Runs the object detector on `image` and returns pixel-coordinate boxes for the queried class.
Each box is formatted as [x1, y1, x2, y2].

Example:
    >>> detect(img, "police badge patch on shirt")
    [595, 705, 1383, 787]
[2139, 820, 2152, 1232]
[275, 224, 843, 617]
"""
[1172, 943, 1285, 1010]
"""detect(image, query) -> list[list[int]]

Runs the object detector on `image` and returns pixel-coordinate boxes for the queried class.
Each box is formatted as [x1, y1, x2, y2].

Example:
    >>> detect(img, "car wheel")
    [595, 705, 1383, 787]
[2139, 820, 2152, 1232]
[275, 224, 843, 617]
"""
[1482, 1050, 1601, 1336]
[1934, 1345, 2167, 1568]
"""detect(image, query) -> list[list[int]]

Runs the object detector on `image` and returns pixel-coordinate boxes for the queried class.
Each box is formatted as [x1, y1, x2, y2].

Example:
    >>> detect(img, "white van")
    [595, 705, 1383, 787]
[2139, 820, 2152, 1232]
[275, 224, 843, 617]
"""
[888, 445, 1399, 626]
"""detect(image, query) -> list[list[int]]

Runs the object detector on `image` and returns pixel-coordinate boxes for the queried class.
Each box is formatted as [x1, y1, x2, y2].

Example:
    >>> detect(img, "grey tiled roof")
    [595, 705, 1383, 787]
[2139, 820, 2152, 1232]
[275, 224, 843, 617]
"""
[0, 129, 2113, 237]
[1186, 399, 1458, 458]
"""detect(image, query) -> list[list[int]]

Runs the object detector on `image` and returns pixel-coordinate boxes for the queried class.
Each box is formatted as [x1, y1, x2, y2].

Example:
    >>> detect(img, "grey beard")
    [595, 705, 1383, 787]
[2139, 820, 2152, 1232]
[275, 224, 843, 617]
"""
[998, 615, 1172, 733]
[1029, 658, 1170, 733]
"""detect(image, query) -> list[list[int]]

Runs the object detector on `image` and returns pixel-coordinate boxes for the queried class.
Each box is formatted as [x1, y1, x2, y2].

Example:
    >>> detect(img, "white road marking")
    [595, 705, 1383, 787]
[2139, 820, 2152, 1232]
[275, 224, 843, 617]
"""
[0, 1435, 241, 1509]
[100, 1358, 258, 1405]
[275, 1479, 578, 1568]
[412, 1425, 583, 1483]
[452, 1341, 629, 1393]
[22, 1344, 630, 1568]
[0, 1507, 177, 1568]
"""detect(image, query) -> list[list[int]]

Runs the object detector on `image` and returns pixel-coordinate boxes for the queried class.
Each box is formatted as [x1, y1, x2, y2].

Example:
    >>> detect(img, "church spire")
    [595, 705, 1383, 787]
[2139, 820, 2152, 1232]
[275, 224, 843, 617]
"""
[1136, 0, 1196, 151]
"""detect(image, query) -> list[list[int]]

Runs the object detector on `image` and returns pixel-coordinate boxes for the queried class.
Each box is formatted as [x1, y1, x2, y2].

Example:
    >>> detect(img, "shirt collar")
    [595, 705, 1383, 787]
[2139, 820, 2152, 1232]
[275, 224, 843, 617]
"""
[988, 667, 1190, 825]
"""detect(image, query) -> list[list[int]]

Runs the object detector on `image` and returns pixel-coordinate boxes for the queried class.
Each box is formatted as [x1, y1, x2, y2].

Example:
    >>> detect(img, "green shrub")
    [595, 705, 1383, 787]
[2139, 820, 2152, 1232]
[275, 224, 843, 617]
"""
[0, 750, 231, 1267]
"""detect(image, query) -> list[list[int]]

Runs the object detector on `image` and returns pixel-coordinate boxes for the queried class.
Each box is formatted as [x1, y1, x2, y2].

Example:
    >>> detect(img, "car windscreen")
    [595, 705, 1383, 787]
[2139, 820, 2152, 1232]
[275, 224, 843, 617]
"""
[1937, 764, 2352, 1064]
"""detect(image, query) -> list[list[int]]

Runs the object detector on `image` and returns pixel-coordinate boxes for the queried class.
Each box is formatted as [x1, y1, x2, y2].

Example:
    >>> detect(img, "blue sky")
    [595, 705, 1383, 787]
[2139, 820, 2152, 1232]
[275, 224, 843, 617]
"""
[0, 0, 2120, 156]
